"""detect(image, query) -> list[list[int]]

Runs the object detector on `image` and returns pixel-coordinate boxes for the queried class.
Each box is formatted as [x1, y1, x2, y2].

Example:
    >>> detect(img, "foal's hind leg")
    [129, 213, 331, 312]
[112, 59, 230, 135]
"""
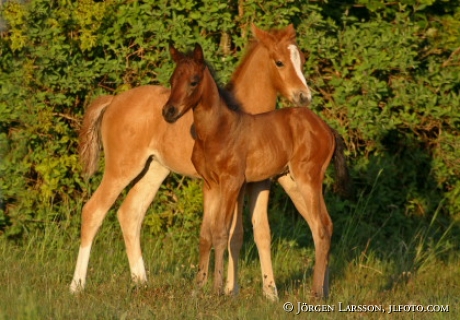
[279, 173, 332, 298]
[70, 173, 130, 293]
[117, 160, 170, 285]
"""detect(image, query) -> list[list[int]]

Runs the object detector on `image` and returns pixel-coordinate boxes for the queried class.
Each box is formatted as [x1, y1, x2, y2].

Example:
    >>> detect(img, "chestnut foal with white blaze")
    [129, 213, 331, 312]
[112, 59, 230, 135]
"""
[163, 44, 346, 298]
[70, 24, 313, 299]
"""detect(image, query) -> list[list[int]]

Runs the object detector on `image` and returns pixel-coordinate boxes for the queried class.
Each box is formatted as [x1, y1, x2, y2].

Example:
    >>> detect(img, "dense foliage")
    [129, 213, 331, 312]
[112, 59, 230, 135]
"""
[1, 0, 459, 255]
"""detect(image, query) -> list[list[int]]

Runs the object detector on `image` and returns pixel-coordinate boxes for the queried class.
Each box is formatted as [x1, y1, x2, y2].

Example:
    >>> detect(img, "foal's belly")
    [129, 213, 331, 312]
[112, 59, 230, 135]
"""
[244, 152, 289, 182]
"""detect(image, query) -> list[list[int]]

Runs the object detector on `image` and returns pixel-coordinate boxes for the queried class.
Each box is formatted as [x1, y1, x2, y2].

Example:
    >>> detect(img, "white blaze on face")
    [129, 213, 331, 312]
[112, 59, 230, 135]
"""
[288, 44, 308, 87]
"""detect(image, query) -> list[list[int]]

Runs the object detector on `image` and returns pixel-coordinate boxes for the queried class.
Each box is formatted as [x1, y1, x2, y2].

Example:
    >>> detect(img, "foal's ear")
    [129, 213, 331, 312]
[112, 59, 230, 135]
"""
[193, 43, 205, 64]
[169, 43, 184, 63]
[251, 23, 265, 41]
[252, 23, 275, 48]
[284, 24, 297, 41]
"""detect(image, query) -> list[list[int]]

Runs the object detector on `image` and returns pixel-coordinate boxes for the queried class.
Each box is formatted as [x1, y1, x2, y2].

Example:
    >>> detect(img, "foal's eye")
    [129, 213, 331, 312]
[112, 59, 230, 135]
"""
[190, 81, 198, 87]
[275, 60, 284, 68]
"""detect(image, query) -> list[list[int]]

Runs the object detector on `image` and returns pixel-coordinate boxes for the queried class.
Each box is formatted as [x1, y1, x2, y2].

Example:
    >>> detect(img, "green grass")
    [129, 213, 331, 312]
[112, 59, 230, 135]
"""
[1, 178, 458, 319]
[1, 209, 458, 320]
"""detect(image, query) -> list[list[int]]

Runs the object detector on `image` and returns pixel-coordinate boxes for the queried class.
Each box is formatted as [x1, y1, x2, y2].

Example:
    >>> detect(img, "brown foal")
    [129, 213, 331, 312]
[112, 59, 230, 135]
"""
[70, 24, 314, 300]
[162, 43, 349, 298]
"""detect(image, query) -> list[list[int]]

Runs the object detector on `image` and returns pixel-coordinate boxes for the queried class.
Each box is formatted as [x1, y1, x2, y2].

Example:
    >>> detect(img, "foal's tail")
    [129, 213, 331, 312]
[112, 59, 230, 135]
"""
[78, 95, 113, 179]
[331, 128, 353, 199]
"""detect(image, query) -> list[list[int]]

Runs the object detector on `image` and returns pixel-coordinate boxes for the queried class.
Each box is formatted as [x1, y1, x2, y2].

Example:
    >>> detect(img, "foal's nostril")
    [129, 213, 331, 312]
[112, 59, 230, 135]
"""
[298, 91, 312, 106]
[162, 105, 178, 123]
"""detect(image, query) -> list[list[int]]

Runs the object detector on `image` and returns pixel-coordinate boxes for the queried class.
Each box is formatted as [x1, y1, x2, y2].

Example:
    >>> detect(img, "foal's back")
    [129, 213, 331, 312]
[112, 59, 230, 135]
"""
[239, 107, 334, 182]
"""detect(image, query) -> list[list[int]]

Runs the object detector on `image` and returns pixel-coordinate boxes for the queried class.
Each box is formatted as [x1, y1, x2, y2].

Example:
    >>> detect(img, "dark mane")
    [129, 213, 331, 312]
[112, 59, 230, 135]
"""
[218, 86, 242, 112]
[205, 59, 243, 113]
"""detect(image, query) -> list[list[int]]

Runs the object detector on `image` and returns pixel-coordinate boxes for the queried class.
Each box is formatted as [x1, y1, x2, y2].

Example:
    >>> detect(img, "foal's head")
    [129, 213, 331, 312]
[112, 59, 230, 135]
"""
[162, 44, 210, 123]
[249, 24, 311, 107]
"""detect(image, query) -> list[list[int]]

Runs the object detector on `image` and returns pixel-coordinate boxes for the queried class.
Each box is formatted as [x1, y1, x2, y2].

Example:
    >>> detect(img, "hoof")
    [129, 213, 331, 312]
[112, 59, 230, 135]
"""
[225, 284, 240, 297]
[263, 285, 279, 302]
[69, 280, 84, 294]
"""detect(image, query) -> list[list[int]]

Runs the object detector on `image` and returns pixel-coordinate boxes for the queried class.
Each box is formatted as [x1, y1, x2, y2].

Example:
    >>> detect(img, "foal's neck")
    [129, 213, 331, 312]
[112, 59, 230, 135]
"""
[193, 68, 238, 140]
[229, 44, 278, 113]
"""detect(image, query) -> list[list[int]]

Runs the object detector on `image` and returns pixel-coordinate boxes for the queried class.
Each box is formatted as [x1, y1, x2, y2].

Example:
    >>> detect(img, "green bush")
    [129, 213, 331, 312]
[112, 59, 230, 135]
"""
[1, 0, 459, 253]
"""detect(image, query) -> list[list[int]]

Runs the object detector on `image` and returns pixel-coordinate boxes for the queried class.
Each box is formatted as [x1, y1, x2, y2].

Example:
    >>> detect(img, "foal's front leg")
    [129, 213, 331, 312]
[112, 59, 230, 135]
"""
[246, 180, 278, 301]
[212, 180, 244, 295]
[196, 186, 219, 289]
[225, 186, 245, 296]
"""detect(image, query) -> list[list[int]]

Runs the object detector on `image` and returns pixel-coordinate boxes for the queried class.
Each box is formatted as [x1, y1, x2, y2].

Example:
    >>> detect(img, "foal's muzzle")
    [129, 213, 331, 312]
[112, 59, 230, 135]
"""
[162, 105, 179, 123]
[295, 90, 312, 107]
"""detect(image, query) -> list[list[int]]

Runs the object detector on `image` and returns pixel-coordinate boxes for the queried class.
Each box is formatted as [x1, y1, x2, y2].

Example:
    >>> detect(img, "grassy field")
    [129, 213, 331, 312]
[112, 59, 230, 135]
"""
[1, 203, 458, 320]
